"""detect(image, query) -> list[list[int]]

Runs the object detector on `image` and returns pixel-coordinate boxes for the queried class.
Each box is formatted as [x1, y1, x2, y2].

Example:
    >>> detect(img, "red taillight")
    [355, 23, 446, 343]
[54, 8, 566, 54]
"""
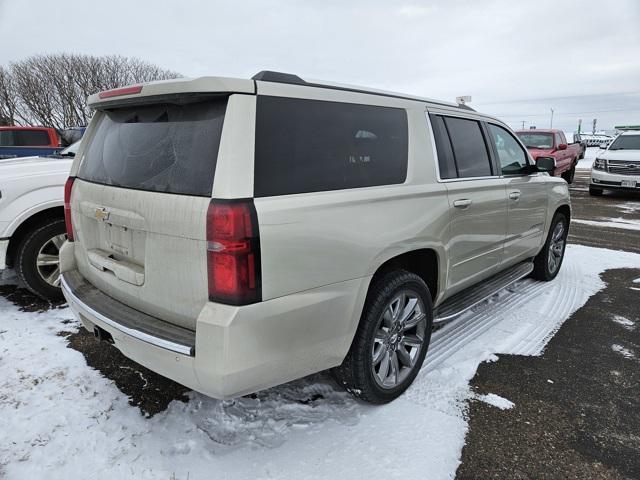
[98, 85, 143, 99]
[206, 199, 261, 305]
[64, 177, 75, 242]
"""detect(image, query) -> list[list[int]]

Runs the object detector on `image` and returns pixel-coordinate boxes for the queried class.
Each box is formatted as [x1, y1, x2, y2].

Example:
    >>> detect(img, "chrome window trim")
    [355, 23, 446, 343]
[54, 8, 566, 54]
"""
[425, 108, 520, 183]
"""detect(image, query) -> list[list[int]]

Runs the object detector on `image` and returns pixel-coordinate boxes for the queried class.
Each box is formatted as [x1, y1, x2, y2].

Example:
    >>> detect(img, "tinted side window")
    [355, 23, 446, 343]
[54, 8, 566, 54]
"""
[443, 117, 492, 178]
[429, 114, 457, 179]
[0, 130, 14, 146]
[15, 130, 50, 146]
[488, 124, 529, 175]
[554, 133, 563, 146]
[254, 96, 408, 197]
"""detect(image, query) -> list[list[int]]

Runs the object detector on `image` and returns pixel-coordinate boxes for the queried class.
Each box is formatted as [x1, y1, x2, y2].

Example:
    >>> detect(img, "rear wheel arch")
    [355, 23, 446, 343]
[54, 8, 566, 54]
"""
[368, 249, 439, 303]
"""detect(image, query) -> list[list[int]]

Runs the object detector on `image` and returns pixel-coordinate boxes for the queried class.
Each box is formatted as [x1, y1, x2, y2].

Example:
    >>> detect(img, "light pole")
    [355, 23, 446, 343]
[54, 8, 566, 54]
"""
[521, 120, 526, 130]
[550, 108, 554, 129]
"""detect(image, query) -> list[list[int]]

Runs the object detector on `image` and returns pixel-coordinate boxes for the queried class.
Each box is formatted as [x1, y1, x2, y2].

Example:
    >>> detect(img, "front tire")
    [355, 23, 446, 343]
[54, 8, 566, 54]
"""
[332, 270, 433, 404]
[532, 212, 568, 281]
[14, 218, 66, 301]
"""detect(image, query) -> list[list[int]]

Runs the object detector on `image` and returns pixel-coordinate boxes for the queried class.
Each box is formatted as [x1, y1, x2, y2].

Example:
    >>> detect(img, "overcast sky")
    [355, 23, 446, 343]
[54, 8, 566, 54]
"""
[1, 0, 639, 132]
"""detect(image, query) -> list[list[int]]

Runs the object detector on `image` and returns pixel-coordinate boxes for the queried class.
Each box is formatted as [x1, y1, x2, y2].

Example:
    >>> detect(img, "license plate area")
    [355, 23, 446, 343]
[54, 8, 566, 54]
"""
[621, 180, 637, 188]
[103, 222, 133, 257]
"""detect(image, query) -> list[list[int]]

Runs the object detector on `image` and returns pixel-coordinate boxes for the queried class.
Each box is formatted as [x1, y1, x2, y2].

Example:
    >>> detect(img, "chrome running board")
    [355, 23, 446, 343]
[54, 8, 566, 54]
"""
[434, 261, 534, 324]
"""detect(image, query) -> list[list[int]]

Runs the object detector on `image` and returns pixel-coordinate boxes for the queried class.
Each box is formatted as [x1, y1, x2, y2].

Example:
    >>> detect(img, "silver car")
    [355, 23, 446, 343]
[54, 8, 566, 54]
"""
[60, 71, 570, 403]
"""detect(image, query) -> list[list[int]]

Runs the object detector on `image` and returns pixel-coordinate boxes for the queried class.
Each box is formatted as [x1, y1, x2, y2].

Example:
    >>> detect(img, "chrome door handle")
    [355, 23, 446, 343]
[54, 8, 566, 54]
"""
[509, 191, 521, 200]
[453, 199, 472, 208]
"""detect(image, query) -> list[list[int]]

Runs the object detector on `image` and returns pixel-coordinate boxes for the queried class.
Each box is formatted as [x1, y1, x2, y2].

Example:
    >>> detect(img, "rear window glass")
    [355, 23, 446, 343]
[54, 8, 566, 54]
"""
[429, 114, 457, 179]
[15, 130, 51, 146]
[78, 98, 227, 196]
[443, 117, 492, 178]
[254, 96, 408, 197]
[0, 130, 14, 146]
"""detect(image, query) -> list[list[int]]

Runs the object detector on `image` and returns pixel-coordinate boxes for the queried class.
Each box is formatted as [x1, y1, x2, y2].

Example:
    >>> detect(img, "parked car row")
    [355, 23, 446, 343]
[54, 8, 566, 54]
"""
[578, 132, 614, 148]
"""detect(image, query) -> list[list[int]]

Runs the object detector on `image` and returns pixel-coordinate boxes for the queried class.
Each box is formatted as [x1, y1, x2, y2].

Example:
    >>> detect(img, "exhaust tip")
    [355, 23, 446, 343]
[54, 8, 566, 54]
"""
[93, 326, 114, 344]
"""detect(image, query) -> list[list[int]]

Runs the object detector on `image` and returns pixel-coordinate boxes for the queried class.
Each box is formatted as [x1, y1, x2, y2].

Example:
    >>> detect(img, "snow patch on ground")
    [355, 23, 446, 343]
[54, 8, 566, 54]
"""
[572, 218, 640, 232]
[611, 315, 635, 330]
[616, 202, 639, 214]
[576, 147, 599, 170]
[2, 245, 640, 479]
[611, 344, 636, 359]
[475, 393, 514, 410]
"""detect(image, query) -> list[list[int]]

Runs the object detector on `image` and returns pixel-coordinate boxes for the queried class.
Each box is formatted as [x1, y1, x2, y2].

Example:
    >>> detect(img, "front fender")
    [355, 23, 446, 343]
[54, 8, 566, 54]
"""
[0, 181, 65, 237]
[544, 180, 571, 234]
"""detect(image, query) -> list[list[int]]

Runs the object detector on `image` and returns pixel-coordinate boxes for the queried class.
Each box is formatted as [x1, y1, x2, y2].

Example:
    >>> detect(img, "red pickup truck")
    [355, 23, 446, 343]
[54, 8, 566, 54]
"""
[515, 129, 581, 183]
[0, 126, 62, 159]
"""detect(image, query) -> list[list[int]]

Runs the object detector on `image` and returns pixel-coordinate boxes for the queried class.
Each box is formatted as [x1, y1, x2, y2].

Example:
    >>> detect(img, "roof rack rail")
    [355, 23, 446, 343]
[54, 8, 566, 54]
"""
[251, 70, 475, 111]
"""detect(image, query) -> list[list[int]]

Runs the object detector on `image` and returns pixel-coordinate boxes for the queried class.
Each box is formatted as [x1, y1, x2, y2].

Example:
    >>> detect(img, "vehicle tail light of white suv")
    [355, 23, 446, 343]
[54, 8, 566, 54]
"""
[206, 199, 262, 305]
[64, 177, 75, 241]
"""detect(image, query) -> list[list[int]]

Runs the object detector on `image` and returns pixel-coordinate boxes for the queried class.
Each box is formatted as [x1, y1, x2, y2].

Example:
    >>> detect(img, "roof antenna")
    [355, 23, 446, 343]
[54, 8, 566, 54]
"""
[456, 95, 472, 106]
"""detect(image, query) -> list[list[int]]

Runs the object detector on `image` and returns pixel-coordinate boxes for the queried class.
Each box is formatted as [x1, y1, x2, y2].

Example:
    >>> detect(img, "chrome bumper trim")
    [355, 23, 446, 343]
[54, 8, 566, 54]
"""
[61, 274, 193, 356]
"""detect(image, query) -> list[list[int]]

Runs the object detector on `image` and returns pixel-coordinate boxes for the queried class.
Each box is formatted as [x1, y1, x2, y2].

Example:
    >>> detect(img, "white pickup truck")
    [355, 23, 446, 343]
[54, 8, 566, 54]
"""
[0, 142, 77, 300]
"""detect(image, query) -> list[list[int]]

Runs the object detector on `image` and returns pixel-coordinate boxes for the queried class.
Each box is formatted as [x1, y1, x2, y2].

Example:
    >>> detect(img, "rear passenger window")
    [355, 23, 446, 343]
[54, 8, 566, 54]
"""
[0, 130, 14, 146]
[443, 117, 492, 178]
[429, 114, 457, 179]
[15, 130, 50, 146]
[254, 96, 408, 197]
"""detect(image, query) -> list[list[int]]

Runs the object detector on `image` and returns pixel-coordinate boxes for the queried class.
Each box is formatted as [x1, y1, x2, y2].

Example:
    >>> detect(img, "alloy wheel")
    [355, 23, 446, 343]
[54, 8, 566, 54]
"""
[547, 222, 566, 274]
[371, 290, 427, 389]
[36, 234, 66, 287]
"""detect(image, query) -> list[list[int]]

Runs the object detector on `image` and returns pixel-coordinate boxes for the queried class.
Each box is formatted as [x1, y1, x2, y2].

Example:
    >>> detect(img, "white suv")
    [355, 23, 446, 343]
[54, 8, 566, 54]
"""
[60, 71, 570, 403]
[590, 129, 640, 195]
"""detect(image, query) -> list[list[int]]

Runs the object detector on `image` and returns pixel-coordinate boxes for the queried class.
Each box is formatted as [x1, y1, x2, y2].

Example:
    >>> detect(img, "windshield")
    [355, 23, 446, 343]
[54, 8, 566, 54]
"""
[59, 141, 81, 156]
[516, 133, 554, 149]
[608, 135, 640, 150]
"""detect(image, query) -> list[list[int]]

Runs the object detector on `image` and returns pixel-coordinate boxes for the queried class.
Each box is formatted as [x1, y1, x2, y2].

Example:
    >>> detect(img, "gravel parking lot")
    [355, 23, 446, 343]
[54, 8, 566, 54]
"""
[1, 149, 639, 479]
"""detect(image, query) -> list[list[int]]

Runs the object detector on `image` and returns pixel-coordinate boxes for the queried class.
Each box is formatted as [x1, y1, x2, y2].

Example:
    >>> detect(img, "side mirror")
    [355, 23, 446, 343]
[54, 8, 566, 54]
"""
[558, 143, 568, 150]
[599, 143, 607, 149]
[536, 157, 555, 173]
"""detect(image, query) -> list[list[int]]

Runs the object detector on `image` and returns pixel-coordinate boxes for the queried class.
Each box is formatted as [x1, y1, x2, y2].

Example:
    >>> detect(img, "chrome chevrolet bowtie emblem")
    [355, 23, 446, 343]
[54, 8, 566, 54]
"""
[94, 207, 110, 221]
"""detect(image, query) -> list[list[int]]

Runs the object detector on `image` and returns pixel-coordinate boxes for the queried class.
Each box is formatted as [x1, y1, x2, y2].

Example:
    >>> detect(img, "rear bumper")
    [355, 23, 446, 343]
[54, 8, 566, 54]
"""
[591, 169, 640, 190]
[60, 244, 369, 399]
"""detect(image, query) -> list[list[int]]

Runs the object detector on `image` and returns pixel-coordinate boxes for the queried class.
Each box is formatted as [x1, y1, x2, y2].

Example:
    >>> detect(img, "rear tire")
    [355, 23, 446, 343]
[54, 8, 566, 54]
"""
[589, 186, 603, 196]
[332, 270, 433, 404]
[561, 164, 576, 183]
[14, 218, 66, 301]
[532, 212, 568, 281]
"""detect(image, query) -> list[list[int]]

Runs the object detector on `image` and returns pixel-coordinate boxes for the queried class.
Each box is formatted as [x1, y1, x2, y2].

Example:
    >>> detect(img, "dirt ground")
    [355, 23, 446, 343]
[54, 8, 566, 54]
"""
[458, 170, 640, 479]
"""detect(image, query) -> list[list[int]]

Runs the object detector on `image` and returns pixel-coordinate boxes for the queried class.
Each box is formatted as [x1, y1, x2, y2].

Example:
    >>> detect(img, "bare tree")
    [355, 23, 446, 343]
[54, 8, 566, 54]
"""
[0, 53, 180, 132]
